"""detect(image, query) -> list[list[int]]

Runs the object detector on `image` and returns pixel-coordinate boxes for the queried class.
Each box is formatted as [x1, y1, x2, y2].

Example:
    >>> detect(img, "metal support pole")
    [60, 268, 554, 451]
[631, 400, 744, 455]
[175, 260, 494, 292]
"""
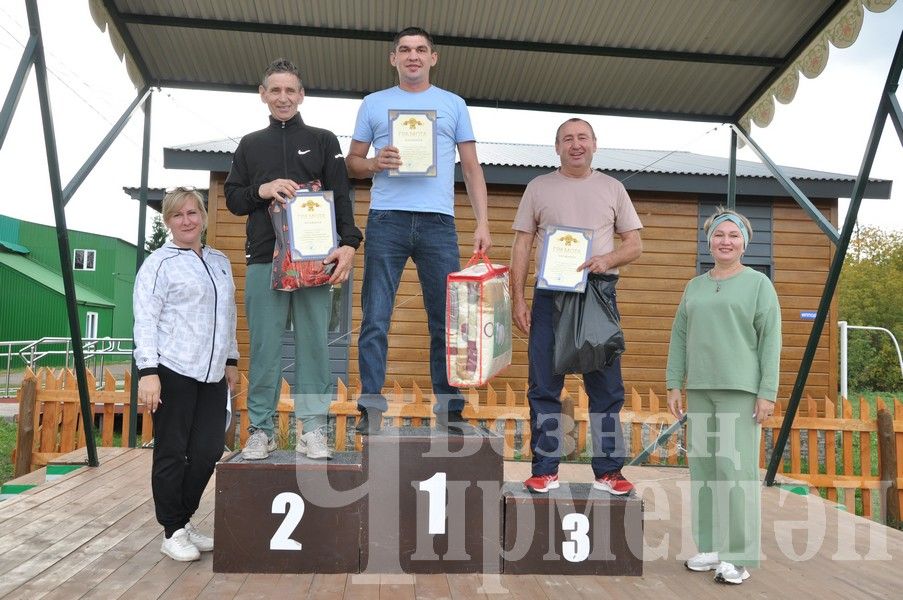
[0, 34, 37, 151]
[731, 124, 839, 244]
[128, 92, 152, 448]
[887, 92, 903, 148]
[727, 129, 737, 209]
[26, 0, 98, 466]
[765, 30, 903, 486]
[63, 86, 151, 205]
[839, 320, 848, 410]
[627, 414, 687, 466]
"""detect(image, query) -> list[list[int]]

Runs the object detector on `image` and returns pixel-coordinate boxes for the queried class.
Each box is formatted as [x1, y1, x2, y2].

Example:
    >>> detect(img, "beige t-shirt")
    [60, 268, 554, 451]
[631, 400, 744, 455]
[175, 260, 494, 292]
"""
[512, 170, 642, 274]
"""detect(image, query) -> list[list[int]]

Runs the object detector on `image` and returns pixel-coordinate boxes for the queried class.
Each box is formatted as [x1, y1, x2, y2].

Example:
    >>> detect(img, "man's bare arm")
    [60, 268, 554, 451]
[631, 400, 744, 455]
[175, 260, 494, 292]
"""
[458, 141, 492, 253]
[510, 230, 534, 333]
[578, 228, 643, 274]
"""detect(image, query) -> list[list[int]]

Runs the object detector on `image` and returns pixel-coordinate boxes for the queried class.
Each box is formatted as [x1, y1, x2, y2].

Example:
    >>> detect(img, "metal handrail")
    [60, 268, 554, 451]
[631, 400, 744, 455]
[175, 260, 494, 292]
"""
[1, 337, 134, 396]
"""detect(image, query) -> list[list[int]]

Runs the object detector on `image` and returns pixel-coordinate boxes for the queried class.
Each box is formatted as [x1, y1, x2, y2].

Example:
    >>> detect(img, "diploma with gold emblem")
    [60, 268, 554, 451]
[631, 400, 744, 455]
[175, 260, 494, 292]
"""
[388, 109, 437, 177]
[286, 190, 337, 261]
[536, 226, 593, 292]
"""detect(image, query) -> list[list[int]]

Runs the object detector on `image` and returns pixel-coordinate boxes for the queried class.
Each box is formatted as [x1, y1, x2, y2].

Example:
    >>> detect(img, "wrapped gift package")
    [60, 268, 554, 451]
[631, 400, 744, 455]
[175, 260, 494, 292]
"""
[446, 255, 512, 387]
[268, 179, 331, 291]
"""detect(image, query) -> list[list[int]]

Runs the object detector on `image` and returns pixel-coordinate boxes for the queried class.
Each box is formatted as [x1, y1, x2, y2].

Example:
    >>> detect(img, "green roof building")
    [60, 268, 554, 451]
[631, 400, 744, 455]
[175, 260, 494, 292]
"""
[0, 214, 145, 367]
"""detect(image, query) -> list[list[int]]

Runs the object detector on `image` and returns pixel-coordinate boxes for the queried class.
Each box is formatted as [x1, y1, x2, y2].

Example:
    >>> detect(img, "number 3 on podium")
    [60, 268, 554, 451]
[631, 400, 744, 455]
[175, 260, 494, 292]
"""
[562, 513, 590, 562]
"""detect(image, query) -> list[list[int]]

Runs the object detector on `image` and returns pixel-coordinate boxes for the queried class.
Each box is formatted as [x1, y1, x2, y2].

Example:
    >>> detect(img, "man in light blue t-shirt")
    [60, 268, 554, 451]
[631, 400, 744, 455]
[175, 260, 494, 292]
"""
[346, 26, 492, 435]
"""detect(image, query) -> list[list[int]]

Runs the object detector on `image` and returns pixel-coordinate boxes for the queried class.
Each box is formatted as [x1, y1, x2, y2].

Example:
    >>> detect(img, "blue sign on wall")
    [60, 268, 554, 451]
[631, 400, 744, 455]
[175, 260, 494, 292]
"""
[800, 311, 817, 321]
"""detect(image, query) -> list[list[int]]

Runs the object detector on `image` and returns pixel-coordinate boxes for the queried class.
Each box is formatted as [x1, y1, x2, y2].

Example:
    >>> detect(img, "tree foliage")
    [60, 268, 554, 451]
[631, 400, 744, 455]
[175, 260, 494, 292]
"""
[145, 215, 169, 252]
[838, 226, 903, 391]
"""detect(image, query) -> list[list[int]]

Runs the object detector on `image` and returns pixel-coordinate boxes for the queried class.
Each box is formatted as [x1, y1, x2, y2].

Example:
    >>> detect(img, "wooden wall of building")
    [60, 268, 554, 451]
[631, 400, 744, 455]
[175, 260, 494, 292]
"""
[206, 171, 837, 404]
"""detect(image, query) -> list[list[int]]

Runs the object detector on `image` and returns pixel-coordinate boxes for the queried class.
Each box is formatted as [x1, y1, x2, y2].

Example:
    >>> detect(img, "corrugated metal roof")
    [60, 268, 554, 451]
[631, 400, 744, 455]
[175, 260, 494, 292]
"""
[169, 137, 873, 183]
[92, 0, 893, 126]
[0, 253, 115, 307]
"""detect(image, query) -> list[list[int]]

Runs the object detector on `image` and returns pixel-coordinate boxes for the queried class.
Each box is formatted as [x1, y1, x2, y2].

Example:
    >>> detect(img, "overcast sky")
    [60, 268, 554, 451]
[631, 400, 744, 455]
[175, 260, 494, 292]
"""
[0, 1, 901, 245]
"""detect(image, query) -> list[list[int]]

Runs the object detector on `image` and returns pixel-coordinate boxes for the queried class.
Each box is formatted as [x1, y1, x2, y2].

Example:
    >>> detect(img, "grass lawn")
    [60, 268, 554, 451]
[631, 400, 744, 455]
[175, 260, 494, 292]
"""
[0, 418, 17, 485]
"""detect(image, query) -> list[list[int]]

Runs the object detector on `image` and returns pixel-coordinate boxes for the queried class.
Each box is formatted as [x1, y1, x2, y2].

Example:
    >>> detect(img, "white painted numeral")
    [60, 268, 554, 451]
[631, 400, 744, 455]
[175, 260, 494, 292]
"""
[270, 491, 305, 550]
[418, 472, 447, 534]
[561, 513, 590, 562]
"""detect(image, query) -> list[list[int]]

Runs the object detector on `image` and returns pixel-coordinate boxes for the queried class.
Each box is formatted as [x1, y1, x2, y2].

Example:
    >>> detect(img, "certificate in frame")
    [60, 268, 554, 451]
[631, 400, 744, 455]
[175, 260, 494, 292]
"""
[388, 109, 437, 177]
[536, 226, 593, 293]
[286, 190, 338, 261]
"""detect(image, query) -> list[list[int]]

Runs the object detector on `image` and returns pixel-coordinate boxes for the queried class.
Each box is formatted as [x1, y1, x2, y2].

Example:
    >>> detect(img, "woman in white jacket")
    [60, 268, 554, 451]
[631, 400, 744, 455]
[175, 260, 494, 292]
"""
[134, 187, 239, 562]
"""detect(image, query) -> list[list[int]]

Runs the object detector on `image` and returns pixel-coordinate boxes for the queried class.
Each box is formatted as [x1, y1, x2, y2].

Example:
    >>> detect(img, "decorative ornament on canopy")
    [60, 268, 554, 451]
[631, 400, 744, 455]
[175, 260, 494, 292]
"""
[740, 0, 897, 134]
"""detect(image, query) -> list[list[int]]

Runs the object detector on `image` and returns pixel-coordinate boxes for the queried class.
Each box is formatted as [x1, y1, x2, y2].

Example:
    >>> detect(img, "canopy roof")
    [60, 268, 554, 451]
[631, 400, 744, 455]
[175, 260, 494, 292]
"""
[91, 0, 896, 129]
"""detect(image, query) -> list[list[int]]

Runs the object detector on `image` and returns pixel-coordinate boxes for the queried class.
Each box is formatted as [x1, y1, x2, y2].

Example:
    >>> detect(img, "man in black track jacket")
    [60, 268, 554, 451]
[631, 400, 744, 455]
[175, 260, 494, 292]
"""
[225, 58, 362, 461]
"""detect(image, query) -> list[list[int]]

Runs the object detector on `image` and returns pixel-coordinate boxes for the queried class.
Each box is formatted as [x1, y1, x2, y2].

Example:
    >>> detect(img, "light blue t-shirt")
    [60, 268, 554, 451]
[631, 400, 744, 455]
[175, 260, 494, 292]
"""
[352, 85, 475, 216]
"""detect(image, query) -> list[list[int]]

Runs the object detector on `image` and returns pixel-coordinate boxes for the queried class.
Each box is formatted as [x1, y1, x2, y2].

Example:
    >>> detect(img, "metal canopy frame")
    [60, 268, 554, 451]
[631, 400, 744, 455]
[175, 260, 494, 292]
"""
[764, 30, 903, 486]
[0, 0, 157, 465]
[2, 0, 897, 470]
[632, 33, 903, 476]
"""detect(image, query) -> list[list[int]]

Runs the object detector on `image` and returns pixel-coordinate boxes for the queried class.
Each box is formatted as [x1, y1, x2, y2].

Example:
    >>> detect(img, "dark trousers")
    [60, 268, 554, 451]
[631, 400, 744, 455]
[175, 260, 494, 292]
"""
[527, 288, 627, 477]
[151, 364, 227, 535]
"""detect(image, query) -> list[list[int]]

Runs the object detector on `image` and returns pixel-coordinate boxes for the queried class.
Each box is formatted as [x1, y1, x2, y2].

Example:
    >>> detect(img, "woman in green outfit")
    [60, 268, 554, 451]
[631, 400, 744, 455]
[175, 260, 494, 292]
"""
[666, 207, 781, 585]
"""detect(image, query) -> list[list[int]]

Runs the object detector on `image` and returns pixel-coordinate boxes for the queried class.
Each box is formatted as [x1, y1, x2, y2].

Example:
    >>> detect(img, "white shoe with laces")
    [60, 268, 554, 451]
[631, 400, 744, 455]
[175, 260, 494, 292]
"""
[714, 561, 750, 584]
[184, 522, 214, 552]
[684, 551, 720, 571]
[242, 430, 276, 460]
[160, 528, 200, 562]
[297, 427, 334, 459]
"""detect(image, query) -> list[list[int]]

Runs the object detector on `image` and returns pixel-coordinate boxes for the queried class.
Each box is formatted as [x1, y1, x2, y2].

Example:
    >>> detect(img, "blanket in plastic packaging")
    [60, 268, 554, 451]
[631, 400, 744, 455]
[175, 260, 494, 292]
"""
[446, 254, 512, 387]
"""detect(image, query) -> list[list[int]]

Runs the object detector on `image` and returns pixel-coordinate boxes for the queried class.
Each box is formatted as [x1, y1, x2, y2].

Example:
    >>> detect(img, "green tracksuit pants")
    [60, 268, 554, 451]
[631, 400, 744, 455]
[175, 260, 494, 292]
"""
[686, 389, 762, 568]
[245, 263, 332, 435]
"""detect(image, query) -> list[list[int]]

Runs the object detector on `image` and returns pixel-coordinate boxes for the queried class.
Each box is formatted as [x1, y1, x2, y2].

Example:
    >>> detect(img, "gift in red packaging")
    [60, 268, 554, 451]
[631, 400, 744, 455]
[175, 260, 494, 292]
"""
[446, 253, 512, 387]
[268, 180, 331, 290]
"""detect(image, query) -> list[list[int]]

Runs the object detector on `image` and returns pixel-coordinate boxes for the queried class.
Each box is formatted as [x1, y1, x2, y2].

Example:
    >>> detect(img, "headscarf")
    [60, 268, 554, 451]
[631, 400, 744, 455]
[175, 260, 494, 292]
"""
[707, 213, 749, 249]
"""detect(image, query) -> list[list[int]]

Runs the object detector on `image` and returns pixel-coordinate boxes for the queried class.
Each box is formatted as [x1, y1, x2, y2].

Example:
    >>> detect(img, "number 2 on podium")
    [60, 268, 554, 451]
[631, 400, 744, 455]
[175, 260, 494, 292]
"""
[270, 492, 305, 550]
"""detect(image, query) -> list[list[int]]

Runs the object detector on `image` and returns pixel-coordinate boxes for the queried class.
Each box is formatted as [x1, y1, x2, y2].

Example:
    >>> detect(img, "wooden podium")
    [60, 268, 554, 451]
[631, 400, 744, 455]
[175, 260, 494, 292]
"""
[360, 426, 504, 574]
[212, 429, 644, 575]
[502, 483, 644, 575]
[213, 451, 364, 573]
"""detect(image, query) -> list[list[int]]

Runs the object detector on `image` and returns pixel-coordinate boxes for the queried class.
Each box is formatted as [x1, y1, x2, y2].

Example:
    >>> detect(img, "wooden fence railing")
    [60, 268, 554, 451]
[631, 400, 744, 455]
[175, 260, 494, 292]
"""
[11, 368, 902, 522]
[12, 367, 153, 473]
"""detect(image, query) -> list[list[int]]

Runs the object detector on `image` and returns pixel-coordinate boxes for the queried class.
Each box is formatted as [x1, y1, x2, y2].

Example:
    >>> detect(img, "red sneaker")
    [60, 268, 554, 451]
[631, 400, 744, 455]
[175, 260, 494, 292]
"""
[593, 470, 634, 495]
[524, 473, 560, 493]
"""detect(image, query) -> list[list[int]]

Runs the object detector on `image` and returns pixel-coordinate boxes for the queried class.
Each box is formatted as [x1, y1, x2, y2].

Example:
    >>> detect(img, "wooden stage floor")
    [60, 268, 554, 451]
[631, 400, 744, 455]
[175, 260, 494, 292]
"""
[1, 447, 901, 599]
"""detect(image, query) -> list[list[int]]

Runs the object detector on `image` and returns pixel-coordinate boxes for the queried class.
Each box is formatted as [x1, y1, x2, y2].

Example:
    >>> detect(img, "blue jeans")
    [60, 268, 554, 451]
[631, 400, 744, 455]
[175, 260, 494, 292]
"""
[358, 210, 463, 415]
[527, 285, 627, 477]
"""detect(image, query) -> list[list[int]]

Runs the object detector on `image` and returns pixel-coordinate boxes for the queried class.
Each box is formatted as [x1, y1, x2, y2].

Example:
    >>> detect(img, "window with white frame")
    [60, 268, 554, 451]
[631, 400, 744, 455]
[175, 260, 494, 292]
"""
[73, 249, 96, 271]
[85, 312, 98, 339]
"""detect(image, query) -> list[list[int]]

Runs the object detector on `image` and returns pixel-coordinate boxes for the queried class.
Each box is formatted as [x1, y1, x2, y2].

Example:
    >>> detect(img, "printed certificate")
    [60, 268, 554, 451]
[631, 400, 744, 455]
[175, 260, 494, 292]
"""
[536, 226, 593, 292]
[388, 109, 437, 176]
[286, 191, 337, 261]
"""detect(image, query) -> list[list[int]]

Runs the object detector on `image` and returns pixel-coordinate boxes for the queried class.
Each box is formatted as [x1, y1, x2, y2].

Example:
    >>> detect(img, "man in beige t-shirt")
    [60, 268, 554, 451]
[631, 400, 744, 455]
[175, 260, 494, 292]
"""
[510, 118, 643, 494]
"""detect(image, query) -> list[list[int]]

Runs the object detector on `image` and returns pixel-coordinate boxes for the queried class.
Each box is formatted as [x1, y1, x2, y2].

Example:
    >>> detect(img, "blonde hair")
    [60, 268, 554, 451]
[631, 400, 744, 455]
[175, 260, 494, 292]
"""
[703, 206, 752, 248]
[162, 188, 207, 231]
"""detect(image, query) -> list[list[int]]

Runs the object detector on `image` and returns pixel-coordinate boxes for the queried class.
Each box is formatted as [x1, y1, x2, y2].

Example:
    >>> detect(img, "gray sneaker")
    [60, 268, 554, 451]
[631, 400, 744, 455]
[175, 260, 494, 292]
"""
[242, 430, 275, 460]
[296, 427, 333, 460]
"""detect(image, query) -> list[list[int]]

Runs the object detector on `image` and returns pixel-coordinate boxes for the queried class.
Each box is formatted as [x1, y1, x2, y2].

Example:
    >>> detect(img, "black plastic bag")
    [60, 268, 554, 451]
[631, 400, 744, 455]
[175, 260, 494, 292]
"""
[552, 276, 625, 374]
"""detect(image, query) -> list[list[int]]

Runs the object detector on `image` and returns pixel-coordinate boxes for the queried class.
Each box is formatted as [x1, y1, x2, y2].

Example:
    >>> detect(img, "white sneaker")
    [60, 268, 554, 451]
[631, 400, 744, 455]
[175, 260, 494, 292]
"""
[184, 522, 214, 552]
[242, 430, 275, 460]
[296, 427, 333, 460]
[714, 561, 750, 584]
[684, 551, 720, 572]
[161, 528, 200, 562]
